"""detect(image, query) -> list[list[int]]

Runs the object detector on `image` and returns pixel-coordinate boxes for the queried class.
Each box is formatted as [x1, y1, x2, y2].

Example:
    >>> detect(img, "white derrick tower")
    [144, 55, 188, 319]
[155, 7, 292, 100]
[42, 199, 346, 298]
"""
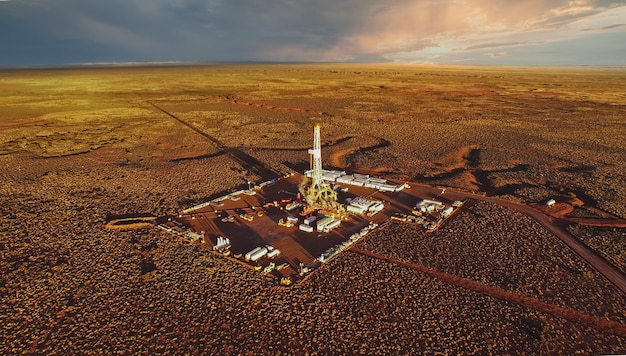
[301, 124, 344, 213]
[308, 124, 323, 190]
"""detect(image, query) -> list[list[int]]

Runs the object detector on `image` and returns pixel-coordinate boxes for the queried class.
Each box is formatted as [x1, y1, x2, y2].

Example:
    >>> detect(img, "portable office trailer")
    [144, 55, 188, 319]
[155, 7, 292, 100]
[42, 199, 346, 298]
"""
[323, 219, 341, 232]
[336, 175, 354, 184]
[347, 205, 365, 215]
[299, 224, 314, 232]
[267, 249, 281, 258]
[245, 247, 268, 262]
[368, 177, 388, 184]
[248, 248, 268, 262]
[316, 216, 335, 232]
[369, 202, 385, 212]
[245, 247, 262, 261]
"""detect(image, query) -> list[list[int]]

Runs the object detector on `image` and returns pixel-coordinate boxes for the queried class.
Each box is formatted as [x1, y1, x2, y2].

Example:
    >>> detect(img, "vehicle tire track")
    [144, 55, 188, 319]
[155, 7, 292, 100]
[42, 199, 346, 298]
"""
[476, 194, 626, 295]
[147, 101, 277, 180]
[148, 101, 225, 148]
[406, 184, 626, 296]
[350, 247, 626, 338]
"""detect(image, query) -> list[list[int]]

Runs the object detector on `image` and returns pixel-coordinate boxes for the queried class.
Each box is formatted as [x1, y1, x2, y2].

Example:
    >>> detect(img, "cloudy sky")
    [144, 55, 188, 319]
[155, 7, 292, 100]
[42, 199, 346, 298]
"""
[1, 0, 625, 66]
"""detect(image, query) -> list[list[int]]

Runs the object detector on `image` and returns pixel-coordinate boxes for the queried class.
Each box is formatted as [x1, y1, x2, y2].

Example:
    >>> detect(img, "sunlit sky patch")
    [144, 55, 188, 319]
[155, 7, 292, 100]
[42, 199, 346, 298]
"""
[0, 0, 624, 66]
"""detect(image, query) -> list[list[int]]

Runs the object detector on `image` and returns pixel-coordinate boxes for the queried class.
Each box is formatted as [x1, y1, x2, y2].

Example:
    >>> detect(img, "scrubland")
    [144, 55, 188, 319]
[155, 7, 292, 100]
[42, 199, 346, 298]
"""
[568, 224, 626, 273]
[1, 64, 625, 354]
[359, 200, 626, 323]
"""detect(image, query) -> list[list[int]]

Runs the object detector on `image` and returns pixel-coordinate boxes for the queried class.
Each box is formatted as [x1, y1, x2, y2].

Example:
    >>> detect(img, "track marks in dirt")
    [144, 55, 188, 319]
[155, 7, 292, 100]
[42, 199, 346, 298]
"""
[432, 145, 482, 171]
[350, 247, 626, 338]
[561, 218, 626, 228]
[151, 98, 395, 174]
[218, 95, 398, 170]
[539, 202, 626, 228]
[148, 101, 276, 180]
[328, 134, 389, 169]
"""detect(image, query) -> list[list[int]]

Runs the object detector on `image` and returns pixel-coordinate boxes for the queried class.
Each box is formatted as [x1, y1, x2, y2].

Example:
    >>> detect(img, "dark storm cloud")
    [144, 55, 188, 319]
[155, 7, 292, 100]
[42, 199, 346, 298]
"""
[0, 0, 444, 64]
[0, 0, 625, 65]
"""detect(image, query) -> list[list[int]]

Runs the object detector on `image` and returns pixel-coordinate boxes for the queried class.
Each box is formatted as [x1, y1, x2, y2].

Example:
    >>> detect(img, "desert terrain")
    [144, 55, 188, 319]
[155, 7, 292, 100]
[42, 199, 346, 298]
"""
[1, 64, 626, 354]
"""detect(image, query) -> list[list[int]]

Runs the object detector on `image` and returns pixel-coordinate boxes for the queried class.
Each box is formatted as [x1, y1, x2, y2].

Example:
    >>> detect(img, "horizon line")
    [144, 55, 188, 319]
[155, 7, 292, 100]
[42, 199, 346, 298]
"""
[1, 60, 626, 71]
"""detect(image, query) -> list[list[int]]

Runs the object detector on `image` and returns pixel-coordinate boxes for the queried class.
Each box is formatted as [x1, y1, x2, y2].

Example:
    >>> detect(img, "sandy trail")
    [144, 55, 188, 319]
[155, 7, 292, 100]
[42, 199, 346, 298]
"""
[350, 247, 626, 338]
[151, 96, 626, 294]
[403, 182, 626, 296]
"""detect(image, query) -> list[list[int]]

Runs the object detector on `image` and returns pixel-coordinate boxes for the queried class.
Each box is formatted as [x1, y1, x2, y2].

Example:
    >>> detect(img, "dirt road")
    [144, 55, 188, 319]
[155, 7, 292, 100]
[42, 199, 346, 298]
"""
[402, 181, 626, 296]
[148, 101, 277, 180]
[350, 247, 626, 338]
[145, 102, 626, 296]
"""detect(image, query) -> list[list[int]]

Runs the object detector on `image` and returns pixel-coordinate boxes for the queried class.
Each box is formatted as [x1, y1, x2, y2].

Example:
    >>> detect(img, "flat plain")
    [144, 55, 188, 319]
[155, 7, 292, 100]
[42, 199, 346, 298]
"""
[1, 64, 626, 354]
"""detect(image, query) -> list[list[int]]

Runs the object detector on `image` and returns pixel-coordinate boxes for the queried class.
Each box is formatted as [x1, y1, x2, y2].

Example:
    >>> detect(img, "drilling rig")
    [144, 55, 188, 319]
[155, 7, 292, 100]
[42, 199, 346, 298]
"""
[300, 125, 345, 215]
